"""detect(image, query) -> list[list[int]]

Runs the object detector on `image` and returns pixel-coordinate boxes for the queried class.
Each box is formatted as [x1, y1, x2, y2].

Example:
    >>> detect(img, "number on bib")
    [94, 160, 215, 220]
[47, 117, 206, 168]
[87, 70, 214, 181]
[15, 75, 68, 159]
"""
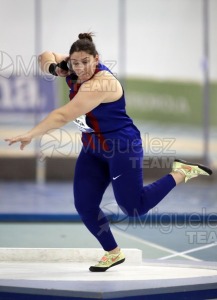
[73, 115, 94, 133]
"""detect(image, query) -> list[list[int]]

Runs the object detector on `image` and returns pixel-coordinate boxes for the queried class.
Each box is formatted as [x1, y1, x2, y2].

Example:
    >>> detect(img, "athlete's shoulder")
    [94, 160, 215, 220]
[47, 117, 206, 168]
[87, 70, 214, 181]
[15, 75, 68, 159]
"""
[97, 62, 112, 73]
[94, 70, 114, 80]
[94, 62, 117, 81]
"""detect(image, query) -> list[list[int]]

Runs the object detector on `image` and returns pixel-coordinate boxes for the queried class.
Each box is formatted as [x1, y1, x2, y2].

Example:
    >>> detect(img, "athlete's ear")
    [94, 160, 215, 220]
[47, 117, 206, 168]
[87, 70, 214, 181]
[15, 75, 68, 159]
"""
[95, 54, 99, 64]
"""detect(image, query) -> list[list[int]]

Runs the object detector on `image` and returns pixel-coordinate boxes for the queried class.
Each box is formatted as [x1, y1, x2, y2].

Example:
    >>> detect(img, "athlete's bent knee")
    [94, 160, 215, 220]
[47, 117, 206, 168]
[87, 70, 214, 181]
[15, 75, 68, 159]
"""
[74, 200, 99, 218]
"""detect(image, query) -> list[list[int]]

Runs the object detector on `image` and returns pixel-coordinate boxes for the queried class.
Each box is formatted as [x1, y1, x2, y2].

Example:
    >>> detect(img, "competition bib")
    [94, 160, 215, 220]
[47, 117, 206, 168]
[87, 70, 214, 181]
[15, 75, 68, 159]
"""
[73, 115, 94, 133]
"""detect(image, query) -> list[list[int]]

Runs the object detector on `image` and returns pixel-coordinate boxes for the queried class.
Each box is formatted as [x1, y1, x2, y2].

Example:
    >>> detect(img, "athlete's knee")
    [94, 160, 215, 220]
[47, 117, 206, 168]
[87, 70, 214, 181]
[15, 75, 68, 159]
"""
[74, 198, 99, 218]
[74, 200, 87, 216]
[74, 197, 85, 214]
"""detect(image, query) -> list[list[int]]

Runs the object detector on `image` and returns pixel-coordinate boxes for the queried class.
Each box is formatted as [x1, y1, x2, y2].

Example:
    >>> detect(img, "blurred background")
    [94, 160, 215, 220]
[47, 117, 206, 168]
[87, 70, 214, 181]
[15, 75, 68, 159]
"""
[0, 0, 217, 261]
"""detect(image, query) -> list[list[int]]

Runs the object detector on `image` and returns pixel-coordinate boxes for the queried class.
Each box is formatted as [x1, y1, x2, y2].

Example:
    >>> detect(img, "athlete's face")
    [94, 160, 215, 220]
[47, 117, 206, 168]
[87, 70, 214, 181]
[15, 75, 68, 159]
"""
[69, 51, 99, 82]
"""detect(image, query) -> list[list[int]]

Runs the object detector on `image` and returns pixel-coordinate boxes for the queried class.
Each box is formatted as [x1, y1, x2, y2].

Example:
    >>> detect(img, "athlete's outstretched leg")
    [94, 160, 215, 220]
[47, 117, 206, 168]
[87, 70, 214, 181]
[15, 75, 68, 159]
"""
[110, 146, 212, 217]
[74, 148, 118, 251]
[110, 149, 176, 216]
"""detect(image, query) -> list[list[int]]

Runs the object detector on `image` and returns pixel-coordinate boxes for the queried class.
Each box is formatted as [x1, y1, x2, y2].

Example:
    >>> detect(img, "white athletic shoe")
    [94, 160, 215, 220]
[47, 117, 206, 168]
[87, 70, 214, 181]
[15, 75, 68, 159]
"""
[172, 159, 212, 183]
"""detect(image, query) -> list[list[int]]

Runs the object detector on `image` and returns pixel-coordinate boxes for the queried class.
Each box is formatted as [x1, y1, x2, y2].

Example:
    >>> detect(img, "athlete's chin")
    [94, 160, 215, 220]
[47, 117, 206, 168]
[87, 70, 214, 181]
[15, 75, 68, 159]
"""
[78, 73, 93, 81]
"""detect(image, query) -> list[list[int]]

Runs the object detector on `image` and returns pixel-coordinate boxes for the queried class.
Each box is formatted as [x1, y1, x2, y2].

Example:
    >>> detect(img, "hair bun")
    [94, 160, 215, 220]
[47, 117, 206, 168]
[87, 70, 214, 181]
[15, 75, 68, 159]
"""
[78, 33, 93, 42]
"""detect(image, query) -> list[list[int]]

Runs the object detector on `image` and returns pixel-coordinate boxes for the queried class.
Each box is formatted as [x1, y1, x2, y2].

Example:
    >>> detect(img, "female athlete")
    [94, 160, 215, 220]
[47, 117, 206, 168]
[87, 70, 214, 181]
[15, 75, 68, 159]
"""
[5, 33, 212, 272]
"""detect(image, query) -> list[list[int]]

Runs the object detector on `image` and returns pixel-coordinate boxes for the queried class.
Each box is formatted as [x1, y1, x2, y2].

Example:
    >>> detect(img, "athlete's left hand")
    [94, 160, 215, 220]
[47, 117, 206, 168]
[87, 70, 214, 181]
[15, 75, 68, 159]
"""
[5, 133, 32, 150]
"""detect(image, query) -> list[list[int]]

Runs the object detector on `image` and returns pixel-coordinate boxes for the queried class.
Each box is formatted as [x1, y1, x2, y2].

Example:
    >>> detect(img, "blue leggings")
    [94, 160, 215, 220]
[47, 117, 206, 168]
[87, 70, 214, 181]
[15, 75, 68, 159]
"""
[74, 141, 176, 251]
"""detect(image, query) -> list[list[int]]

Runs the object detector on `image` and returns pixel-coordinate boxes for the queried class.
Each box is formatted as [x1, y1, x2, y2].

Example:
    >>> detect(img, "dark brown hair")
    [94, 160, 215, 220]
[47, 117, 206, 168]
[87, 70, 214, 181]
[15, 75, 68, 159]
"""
[69, 33, 98, 57]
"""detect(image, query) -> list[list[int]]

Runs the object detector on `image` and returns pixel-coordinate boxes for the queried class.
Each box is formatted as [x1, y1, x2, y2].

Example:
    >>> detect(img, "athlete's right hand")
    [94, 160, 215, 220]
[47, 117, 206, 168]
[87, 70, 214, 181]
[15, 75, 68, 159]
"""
[55, 59, 71, 77]
[5, 133, 32, 150]
[55, 65, 71, 77]
[49, 60, 71, 77]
